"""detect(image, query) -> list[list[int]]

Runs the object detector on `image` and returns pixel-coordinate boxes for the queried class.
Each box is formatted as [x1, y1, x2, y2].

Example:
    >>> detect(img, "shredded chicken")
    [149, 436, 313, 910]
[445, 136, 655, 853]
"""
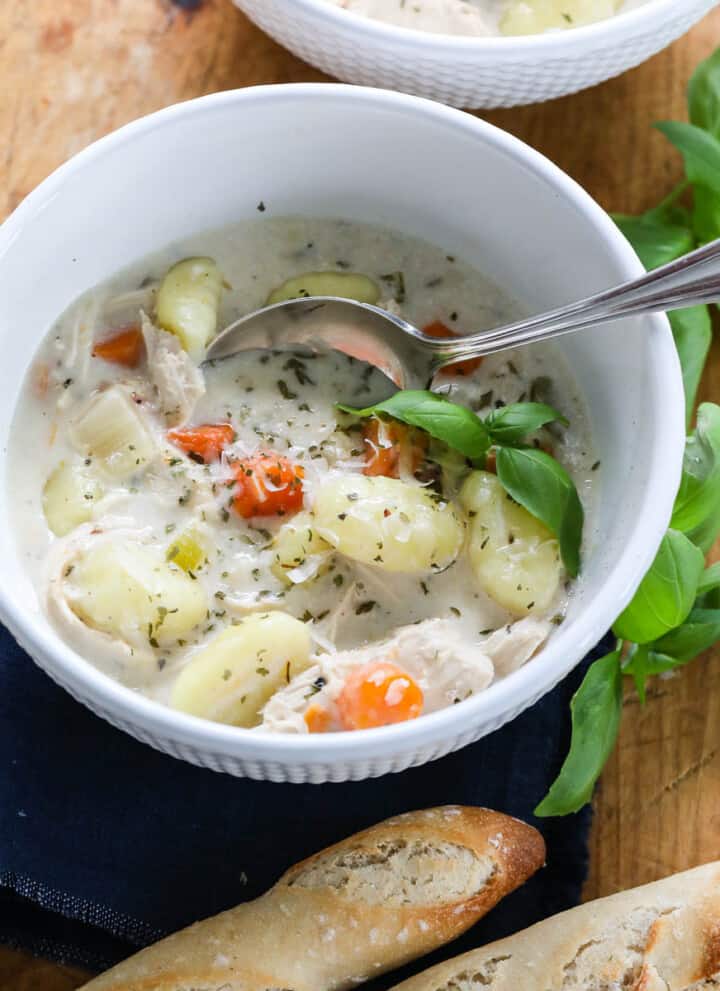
[141, 312, 205, 426]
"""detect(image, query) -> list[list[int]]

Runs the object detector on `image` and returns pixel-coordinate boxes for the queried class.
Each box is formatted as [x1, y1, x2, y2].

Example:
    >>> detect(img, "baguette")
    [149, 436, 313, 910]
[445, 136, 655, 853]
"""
[80, 806, 545, 991]
[388, 861, 720, 991]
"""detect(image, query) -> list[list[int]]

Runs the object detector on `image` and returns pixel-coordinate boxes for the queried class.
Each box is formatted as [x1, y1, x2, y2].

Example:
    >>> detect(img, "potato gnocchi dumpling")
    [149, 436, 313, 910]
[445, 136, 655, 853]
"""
[71, 386, 155, 480]
[313, 474, 465, 574]
[65, 541, 208, 648]
[460, 471, 562, 616]
[267, 270, 380, 306]
[156, 257, 223, 361]
[170, 612, 312, 726]
[43, 462, 104, 537]
[271, 513, 333, 584]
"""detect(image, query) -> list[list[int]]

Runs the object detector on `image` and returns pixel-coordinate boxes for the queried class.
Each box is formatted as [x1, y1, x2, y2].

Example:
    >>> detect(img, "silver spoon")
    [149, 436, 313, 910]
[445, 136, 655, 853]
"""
[205, 238, 720, 397]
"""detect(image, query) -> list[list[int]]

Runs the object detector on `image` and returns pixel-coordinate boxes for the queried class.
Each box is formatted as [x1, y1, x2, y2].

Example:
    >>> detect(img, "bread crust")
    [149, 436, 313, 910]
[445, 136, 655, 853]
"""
[387, 861, 720, 991]
[80, 806, 545, 991]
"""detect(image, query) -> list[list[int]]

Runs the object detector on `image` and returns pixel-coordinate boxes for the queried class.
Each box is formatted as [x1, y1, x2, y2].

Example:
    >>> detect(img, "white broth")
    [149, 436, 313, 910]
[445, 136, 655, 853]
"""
[9, 217, 597, 734]
[325, 0, 648, 37]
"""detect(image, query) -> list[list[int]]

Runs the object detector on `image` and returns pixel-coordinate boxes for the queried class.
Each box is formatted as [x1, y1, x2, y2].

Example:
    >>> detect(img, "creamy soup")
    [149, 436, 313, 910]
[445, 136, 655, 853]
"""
[326, 0, 647, 36]
[10, 217, 596, 734]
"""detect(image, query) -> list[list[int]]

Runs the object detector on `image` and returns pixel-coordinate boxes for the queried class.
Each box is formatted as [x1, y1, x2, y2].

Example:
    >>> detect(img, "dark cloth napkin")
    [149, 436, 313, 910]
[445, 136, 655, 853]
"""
[0, 624, 612, 978]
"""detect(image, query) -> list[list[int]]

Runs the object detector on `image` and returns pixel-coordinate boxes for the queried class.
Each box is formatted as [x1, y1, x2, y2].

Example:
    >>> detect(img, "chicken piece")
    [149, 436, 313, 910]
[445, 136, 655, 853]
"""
[141, 312, 205, 426]
[481, 616, 552, 678]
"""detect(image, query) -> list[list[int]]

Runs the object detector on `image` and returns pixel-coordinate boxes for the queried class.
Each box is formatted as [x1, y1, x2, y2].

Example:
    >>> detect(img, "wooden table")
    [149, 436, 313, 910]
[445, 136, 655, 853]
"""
[2, 2, 719, 986]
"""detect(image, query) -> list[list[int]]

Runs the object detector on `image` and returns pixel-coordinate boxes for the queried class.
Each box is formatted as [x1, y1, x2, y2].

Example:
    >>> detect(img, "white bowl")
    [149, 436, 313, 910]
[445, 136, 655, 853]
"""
[234, 0, 718, 108]
[0, 85, 684, 782]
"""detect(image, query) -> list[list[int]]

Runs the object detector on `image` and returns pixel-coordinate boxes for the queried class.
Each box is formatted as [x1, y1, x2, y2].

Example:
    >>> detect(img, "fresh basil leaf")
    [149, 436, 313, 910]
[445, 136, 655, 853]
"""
[621, 642, 652, 704]
[612, 529, 705, 643]
[655, 121, 720, 197]
[495, 446, 583, 577]
[686, 510, 720, 556]
[692, 185, 720, 244]
[534, 649, 622, 817]
[612, 211, 694, 271]
[696, 562, 720, 608]
[671, 403, 720, 540]
[698, 561, 720, 597]
[338, 390, 490, 459]
[652, 607, 720, 663]
[622, 644, 683, 703]
[485, 402, 567, 445]
[689, 46, 720, 139]
[669, 308, 712, 425]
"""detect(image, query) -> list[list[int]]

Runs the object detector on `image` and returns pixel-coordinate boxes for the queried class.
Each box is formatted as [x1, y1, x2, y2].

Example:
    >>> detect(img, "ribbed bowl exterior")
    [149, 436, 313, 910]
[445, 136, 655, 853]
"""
[234, 0, 717, 108]
[26, 636, 563, 782]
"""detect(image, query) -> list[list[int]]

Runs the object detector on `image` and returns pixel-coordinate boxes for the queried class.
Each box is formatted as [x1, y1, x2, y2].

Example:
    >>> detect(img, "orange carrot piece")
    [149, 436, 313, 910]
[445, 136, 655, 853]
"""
[304, 702, 333, 734]
[337, 661, 424, 731]
[168, 423, 235, 464]
[362, 417, 427, 478]
[230, 452, 305, 519]
[423, 320, 483, 376]
[92, 325, 145, 368]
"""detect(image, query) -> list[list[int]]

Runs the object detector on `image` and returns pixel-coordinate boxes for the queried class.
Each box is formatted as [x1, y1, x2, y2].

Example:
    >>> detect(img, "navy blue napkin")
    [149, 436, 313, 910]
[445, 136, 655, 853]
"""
[0, 625, 612, 977]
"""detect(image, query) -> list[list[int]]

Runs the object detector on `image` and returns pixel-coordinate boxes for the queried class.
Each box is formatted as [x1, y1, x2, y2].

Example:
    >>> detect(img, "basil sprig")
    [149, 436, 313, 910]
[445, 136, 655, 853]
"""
[485, 401, 567, 445]
[669, 308, 712, 425]
[534, 648, 623, 817]
[340, 391, 582, 573]
[611, 530, 704, 644]
[536, 45, 720, 818]
[338, 390, 490, 459]
[671, 403, 720, 549]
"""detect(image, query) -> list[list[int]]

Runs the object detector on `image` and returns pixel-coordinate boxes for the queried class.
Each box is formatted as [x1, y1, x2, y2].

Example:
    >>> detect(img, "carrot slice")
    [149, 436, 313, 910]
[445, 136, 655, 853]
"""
[337, 661, 424, 731]
[363, 417, 427, 478]
[92, 325, 145, 368]
[168, 423, 235, 464]
[230, 452, 305, 519]
[304, 702, 333, 734]
[423, 320, 482, 376]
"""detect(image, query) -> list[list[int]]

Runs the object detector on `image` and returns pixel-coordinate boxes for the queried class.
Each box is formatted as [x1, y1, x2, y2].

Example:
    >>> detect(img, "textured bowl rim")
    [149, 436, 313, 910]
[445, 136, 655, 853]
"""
[0, 83, 685, 768]
[277, 0, 698, 50]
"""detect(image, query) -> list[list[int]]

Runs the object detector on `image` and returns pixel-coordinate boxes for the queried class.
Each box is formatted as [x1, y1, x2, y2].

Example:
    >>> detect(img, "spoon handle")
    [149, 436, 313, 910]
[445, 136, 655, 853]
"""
[429, 236, 720, 366]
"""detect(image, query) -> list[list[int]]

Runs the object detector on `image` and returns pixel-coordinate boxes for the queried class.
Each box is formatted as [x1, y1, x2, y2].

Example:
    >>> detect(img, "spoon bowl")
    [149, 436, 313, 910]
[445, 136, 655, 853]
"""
[205, 297, 439, 400]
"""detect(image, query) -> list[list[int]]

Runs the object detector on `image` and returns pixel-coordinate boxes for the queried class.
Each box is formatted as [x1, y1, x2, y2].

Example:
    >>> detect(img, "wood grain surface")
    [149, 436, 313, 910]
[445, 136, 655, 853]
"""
[1, 1, 719, 986]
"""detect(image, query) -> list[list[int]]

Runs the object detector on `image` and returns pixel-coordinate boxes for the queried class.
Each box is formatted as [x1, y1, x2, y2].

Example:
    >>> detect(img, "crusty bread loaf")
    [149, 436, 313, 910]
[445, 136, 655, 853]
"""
[387, 861, 720, 991]
[80, 806, 545, 991]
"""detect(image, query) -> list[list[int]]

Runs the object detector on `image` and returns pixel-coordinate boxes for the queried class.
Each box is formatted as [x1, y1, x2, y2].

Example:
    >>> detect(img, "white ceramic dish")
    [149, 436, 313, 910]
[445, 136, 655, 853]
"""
[234, 0, 718, 108]
[0, 85, 684, 782]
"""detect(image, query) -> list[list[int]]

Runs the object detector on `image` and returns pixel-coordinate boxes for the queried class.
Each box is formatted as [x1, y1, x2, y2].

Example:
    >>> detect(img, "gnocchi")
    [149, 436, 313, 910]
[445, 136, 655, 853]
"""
[64, 541, 208, 648]
[170, 612, 312, 726]
[460, 471, 562, 616]
[71, 386, 155, 480]
[271, 513, 333, 584]
[313, 474, 464, 574]
[43, 462, 104, 536]
[266, 270, 380, 306]
[156, 257, 223, 361]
